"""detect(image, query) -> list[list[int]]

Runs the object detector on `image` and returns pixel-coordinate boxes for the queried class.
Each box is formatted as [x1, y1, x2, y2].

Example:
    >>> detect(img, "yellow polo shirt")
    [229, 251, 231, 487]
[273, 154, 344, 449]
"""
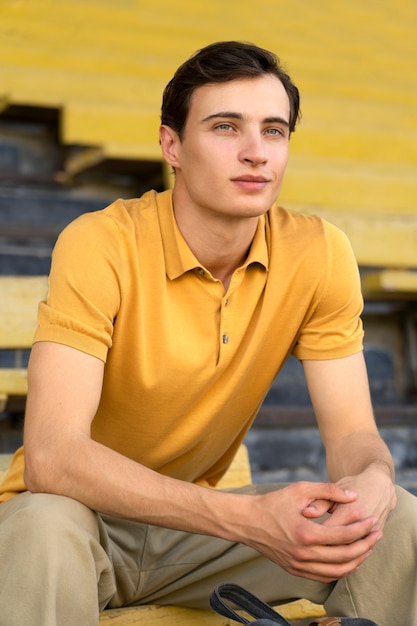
[0, 190, 363, 501]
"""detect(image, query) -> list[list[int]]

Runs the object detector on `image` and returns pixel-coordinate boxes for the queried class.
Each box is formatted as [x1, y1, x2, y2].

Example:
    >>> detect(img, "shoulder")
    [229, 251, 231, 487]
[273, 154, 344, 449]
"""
[62, 190, 163, 232]
[266, 205, 353, 261]
[54, 189, 169, 254]
[268, 204, 344, 237]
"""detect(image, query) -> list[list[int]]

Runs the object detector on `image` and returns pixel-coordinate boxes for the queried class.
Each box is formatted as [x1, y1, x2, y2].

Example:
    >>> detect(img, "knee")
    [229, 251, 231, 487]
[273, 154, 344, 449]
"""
[394, 485, 417, 516]
[386, 486, 417, 539]
[0, 491, 99, 544]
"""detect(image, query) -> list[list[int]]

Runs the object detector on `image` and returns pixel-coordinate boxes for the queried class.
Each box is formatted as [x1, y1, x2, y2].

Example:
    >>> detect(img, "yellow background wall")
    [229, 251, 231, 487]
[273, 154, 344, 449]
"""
[0, 0, 416, 267]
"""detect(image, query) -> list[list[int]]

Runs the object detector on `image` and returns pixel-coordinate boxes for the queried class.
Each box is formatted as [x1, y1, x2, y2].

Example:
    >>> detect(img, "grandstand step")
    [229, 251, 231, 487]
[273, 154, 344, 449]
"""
[1, 0, 416, 173]
[281, 157, 417, 214]
[278, 205, 417, 269]
[245, 424, 417, 496]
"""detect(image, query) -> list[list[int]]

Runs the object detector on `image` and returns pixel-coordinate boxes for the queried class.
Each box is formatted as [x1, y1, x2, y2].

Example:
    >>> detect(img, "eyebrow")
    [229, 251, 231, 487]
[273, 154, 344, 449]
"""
[201, 111, 290, 128]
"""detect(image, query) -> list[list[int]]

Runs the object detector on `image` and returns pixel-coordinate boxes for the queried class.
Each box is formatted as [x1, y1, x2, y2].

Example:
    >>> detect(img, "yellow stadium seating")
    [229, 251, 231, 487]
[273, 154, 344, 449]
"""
[0, 0, 416, 271]
[0, 4, 415, 615]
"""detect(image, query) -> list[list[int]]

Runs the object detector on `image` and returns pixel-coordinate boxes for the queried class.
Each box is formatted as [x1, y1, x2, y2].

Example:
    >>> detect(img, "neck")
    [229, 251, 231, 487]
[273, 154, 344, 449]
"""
[172, 190, 258, 290]
[200, 243, 252, 290]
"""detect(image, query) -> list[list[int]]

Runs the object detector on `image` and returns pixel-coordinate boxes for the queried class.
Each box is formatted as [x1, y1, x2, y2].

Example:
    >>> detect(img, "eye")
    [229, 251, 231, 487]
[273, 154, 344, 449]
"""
[214, 122, 234, 131]
[264, 127, 286, 137]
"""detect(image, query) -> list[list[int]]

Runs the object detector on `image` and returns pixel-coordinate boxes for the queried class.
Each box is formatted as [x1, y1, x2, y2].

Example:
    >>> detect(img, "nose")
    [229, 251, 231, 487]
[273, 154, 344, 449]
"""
[239, 129, 267, 166]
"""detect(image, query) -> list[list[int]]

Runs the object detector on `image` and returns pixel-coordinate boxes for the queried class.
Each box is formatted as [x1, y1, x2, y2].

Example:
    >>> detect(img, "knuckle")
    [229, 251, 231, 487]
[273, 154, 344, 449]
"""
[291, 545, 307, 561]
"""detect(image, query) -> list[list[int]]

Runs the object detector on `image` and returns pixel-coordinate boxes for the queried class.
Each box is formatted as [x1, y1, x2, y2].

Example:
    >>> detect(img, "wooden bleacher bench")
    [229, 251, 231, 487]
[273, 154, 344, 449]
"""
[0, 276, 325, 624]
[0, 276, 49, 413]
[361, 269, 417, 300]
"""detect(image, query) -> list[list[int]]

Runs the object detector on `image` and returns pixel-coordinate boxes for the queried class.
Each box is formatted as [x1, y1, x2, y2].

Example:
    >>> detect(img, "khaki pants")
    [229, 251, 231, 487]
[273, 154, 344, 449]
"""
[0, 484, 416, 626]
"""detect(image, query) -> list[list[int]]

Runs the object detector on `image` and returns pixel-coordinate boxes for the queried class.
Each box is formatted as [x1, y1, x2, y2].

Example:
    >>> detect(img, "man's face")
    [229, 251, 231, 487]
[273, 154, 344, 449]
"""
[165, 74, 291, 222]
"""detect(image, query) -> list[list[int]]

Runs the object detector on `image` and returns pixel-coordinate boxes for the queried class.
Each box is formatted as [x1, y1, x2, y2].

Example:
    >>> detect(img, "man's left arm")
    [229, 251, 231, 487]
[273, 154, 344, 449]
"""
[303, 352, 397, 530]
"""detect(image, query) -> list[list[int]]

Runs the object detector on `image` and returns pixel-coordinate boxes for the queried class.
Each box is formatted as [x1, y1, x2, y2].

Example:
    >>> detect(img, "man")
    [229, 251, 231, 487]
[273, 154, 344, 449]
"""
[0, 41, 416, 626]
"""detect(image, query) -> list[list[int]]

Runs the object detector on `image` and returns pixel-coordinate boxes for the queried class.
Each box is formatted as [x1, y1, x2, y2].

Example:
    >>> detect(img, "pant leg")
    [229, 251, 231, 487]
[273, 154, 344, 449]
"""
[105, 482, 417, 626]
[2, 484, 415, 626]
[0, 491, 115, 626]
[113, 521, 332, 610]
[325, 485, 417, 626]
[103, 483, 333, 610]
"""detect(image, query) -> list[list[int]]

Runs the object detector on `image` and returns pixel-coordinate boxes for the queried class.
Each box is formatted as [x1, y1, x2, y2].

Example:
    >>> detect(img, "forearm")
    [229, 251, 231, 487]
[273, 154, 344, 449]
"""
[24, 429, 388, 584]
[303, 354, 395, 485]
[325, 430, 395, 483]
[23, 342, 246, 540]
[24, 431, 245, 540]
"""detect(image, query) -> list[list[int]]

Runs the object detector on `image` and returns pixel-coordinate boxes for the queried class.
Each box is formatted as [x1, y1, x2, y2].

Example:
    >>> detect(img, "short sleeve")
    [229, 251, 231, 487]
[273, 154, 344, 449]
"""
[34, 211, 123, 361]
[292, 222, 364, 360]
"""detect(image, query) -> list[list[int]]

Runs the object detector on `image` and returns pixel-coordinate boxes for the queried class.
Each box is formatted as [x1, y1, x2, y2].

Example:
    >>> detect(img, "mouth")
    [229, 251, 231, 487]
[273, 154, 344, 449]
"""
[232, 175, 270, 190]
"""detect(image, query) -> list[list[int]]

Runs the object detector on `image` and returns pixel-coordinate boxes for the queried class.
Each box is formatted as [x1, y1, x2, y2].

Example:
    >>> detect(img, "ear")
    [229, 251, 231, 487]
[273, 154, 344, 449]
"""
[159, 125, 181, 168]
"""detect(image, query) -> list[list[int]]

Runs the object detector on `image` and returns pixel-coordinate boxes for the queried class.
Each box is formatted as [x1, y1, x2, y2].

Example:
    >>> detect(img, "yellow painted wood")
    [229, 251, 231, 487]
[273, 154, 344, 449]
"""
[216, 444, 252, 488]
[62, 146, 105, 179]
[0, 0, 416, 228]
[0, 95, 9, 114]
[99, 604, 232, 626]
[282, 157, 417, 215]
[62, 102, 163, 161]
[362, 270, 417, 299]
[293, 208, 417, 270]
[0, 369, 28, 396]
[0, 276, 47, 409]
[99, 600, 325, 624]
[0, 393, 7, 413]
[278, 599, 326, 620]
[0, 276, 48, 349]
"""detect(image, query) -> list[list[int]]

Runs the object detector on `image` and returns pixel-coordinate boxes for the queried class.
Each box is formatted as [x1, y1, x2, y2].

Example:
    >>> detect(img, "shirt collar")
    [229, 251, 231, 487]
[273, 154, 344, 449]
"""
[157, 190, 269, 280]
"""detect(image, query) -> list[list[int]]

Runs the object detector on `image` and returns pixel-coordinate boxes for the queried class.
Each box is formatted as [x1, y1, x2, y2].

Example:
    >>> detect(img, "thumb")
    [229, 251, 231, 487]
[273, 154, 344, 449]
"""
[302, 486, 357, 518]
[303, 499, 335, 518]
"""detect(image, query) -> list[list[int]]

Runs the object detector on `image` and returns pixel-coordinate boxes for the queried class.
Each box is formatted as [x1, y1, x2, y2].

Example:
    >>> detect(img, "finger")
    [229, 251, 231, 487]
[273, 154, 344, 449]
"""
[303, 499, 334, 518]
[293, 482, 357, 512]
[285, 531, 383, 581]
[292, 528, 383, 569]
[304, 482, 358, 505]
[285, 548, 373, 583]
[303, 515, 381, 548]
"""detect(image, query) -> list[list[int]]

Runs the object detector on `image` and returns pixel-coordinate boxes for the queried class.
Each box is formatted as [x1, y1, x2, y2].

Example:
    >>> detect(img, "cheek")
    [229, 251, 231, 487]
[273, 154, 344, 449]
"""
[271, 145, 289, 167]
[271, 155, 289, 181]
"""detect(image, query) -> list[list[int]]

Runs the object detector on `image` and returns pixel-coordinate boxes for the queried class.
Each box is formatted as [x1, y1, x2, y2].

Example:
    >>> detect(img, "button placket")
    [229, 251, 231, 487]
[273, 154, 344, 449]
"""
[220, 293, 231, 349]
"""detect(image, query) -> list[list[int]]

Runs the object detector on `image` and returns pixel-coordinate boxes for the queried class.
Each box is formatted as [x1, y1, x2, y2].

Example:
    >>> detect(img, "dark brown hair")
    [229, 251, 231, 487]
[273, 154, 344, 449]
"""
[161, 41, 300, 139]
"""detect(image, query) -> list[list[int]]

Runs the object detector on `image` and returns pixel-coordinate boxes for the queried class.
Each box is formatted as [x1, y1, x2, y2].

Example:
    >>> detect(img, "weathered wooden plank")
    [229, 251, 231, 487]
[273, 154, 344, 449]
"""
[0, 369, 28, 396]
[362, 270, 417, 299]
[0, 276, 48, 348]
[256, 405, 417, 429]
[98, 598, 325, 624]
[216, 444, 251, 488]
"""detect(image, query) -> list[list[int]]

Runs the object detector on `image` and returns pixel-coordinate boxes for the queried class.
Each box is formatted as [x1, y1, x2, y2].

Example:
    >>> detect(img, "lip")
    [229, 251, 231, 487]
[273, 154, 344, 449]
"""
[232, 175, 270, 190]
[232, 175, 269, 182]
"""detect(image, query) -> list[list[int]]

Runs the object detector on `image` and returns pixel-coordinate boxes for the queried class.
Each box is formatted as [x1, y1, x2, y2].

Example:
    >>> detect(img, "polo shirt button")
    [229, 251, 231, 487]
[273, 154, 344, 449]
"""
[222, 334, 229, 344]
[198, 268, 205, 275]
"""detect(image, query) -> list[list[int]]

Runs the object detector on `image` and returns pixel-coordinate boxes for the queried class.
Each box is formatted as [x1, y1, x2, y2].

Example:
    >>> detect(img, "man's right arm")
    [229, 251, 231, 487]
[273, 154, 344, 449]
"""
[24, 341, 233, 530]
[24, 340, 380, 583]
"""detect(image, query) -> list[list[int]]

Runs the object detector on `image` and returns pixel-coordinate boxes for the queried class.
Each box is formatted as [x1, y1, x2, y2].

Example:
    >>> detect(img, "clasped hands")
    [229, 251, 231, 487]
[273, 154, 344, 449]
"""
[246, 475, 396, 583]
